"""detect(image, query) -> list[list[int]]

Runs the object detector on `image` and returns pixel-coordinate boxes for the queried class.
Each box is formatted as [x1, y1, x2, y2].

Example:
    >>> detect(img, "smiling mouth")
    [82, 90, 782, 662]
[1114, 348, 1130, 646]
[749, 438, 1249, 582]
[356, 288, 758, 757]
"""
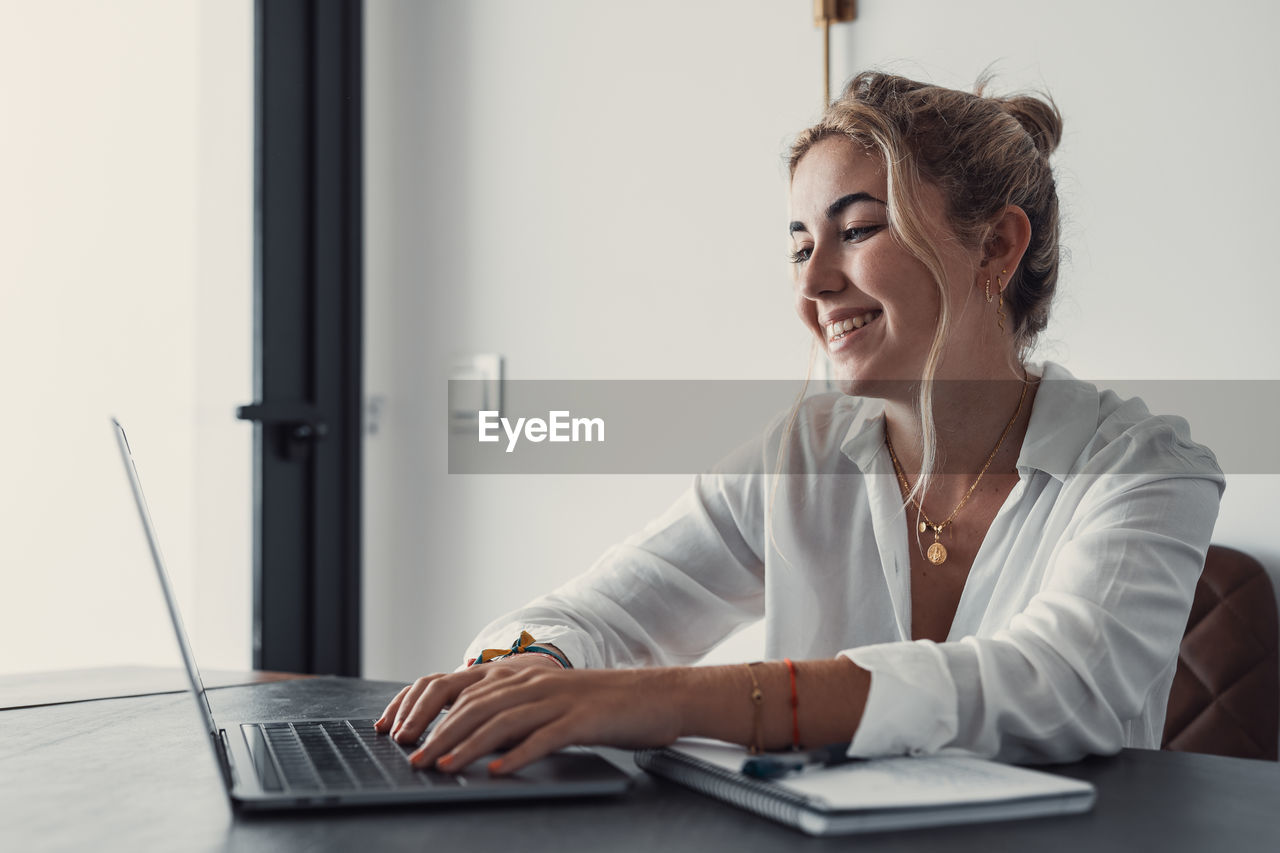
[826, 310, 882, 343]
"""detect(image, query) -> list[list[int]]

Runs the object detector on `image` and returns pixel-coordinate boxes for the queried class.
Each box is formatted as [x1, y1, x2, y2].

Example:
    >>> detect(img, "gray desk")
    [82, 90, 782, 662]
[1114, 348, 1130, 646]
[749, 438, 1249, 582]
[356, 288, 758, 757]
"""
[2, 673, 1278, 852]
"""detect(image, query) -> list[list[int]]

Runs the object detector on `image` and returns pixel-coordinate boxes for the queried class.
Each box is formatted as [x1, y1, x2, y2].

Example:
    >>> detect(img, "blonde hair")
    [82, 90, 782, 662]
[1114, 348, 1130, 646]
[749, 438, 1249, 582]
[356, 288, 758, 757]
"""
[781, 71, 1063, 508]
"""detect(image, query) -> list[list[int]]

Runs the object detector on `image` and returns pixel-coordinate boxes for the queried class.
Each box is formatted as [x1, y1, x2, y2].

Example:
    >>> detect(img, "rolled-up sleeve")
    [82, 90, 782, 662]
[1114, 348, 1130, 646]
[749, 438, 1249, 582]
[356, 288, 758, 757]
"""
[842, 472, 1223, 763]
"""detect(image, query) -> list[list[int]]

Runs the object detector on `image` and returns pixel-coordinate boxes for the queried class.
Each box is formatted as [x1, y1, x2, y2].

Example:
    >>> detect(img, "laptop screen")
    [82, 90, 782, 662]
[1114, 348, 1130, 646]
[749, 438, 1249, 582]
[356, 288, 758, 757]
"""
[112, 419, 221, 750]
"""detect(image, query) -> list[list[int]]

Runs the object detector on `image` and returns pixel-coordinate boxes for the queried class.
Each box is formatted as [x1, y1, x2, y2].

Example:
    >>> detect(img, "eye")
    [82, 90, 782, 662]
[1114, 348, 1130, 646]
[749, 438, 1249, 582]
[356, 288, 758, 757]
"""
[789, 226, 881, 264]
[842, 225, 881, 243]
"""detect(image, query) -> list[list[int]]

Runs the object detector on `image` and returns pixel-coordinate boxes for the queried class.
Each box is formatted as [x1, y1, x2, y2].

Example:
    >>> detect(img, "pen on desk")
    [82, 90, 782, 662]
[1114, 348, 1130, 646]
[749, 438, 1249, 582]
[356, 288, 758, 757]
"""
[741, 743, 861, 780]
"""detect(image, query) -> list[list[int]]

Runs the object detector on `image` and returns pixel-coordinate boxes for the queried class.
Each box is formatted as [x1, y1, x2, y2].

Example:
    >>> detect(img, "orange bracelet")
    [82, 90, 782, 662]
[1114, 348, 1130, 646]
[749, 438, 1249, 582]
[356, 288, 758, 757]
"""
[783, 658, 800, 750]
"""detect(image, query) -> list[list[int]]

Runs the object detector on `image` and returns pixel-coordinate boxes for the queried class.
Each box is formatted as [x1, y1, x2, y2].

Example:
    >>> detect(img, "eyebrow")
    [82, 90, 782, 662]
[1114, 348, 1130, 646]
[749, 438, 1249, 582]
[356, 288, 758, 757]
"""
[789, 192, 887, 235]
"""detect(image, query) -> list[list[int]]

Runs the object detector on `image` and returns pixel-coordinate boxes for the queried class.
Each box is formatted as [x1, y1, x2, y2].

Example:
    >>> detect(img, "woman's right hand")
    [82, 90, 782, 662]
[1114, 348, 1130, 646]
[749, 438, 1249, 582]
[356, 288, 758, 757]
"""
[373, 653, 563, 747]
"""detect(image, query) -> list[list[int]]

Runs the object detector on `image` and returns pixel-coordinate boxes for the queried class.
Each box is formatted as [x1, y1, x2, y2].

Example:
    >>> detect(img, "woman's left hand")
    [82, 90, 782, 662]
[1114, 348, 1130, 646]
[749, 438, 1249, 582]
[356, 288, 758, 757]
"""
[406, 666, 685, 775]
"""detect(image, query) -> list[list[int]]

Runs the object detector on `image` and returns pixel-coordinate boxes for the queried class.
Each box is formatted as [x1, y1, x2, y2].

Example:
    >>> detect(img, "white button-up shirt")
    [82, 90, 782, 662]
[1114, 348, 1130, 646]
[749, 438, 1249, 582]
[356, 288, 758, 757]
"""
[464, 362, 1225, 763]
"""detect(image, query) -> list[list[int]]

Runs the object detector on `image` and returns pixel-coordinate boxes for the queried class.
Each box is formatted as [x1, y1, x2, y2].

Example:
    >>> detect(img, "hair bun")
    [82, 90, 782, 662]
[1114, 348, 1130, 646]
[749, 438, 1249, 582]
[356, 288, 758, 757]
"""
[997, 94, 1063, 157]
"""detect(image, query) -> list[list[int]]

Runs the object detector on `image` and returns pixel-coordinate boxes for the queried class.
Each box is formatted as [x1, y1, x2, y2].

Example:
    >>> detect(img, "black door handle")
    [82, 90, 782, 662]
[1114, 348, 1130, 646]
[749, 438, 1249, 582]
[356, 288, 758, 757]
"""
[236, 403, 328, 460]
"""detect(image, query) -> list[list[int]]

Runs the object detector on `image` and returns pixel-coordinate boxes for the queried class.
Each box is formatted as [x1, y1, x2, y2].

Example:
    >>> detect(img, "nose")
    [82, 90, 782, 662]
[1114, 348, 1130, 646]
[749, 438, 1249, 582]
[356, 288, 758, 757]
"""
[796, 244, 846, 302]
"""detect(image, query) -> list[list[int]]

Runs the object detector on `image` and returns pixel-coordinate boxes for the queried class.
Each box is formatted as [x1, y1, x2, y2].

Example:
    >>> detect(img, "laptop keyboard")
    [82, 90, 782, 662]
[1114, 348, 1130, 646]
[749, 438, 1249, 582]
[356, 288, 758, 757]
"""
[258, 720, 461, 791]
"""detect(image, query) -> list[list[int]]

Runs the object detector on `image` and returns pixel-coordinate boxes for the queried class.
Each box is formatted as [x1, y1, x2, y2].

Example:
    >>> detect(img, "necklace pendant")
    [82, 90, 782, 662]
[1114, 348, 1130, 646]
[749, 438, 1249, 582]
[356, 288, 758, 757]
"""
[918, 521, 928, 534]
[926, 542, 948, 565]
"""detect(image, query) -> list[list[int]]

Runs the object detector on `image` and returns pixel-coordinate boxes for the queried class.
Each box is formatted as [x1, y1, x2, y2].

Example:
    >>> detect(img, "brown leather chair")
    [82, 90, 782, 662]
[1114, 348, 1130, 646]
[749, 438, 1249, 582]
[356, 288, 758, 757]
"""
[1162, 544, 1279, 760]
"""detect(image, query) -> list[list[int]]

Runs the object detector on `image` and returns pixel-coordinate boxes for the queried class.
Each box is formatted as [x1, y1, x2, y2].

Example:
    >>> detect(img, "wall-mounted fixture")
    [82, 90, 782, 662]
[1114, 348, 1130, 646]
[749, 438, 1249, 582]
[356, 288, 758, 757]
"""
[813, 0, 857, 106]
[449, 353, 503, 434]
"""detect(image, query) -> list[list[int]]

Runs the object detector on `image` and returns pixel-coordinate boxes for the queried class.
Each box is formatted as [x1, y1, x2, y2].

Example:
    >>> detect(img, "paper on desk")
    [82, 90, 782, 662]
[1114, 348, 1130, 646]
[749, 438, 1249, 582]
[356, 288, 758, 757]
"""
[669, 738, 1092, 811]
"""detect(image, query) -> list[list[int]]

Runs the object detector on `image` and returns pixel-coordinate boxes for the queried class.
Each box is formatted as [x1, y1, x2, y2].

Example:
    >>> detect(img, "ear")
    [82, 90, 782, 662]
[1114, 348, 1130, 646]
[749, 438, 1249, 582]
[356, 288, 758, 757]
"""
[978, 205, 1033, 289]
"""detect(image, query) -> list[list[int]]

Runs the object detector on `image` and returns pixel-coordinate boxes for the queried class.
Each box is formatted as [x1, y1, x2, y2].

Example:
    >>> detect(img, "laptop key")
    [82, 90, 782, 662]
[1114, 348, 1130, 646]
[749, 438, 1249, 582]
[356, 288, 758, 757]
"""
[346, 722, 422, 786]
[294, 724, 357, 790]
[323, 722, 391, 788]
[349, 719, 462, 788]
[262, 725, 324, 790]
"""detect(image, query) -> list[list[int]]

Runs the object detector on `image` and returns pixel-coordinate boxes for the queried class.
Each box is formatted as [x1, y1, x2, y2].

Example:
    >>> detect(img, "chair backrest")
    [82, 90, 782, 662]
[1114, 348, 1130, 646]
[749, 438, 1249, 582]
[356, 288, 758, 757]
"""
[1162, 544, 1278, 760]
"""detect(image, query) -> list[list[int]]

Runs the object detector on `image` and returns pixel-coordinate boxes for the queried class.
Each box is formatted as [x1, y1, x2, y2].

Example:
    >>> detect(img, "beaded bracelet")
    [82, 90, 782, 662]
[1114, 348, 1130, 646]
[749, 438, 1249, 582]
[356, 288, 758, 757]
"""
[744, 662, 765, 755]
[741, 659, 801, 755]
[524, 647, 572, 669]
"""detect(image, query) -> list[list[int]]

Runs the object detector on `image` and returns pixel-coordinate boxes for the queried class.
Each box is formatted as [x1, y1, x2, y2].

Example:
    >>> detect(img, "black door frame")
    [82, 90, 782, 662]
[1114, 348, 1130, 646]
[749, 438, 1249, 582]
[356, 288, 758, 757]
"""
[240, 0, 363, 676]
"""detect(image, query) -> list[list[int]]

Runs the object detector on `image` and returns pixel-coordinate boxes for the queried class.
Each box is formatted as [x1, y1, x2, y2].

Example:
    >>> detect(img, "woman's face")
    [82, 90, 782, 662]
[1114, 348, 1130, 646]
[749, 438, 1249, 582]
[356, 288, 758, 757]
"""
[788, 136, 983, 394]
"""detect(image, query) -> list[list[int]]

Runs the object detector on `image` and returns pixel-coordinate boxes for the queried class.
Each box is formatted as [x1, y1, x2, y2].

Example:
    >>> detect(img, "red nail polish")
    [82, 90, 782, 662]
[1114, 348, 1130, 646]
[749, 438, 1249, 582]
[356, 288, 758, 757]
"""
[487, 758, 503, 774]
[437, 754, 454, 769]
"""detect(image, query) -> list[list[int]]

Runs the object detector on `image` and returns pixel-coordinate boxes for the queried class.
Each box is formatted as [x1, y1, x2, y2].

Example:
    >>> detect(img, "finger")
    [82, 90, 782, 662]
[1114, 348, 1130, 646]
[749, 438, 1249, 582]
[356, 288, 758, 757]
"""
[410, 679, 530, 765]
[417, 668, 559, 755]
[419, 701, 563, 772]
[374, 685, 411, 733]
[395, 669, 483, 745]
[390, 676, 437, 737]
[487, 720, 576, 776]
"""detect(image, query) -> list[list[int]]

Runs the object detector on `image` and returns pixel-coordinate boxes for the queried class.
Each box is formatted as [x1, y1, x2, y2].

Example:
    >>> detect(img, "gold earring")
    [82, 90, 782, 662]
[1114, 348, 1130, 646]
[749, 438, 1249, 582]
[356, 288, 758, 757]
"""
[985, 279, 992, 303]
[996, 270, 1007, 332]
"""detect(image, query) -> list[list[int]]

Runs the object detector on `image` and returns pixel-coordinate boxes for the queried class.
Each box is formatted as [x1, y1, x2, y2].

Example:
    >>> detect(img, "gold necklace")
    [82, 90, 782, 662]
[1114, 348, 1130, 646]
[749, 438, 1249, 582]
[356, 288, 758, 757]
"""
[885, 376, 1029, 566]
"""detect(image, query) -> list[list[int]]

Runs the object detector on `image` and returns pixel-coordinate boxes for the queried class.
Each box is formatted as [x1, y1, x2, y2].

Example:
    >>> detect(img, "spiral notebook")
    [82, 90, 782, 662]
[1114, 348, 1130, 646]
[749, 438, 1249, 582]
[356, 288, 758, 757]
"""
[634, 739, 1095, 836]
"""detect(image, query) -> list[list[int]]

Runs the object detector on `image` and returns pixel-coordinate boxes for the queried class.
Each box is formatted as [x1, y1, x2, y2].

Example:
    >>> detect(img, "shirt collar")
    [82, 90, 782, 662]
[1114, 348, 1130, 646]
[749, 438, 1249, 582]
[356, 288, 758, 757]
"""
[1016, 361, 1100, 482]
[838, 397, 888, 472]
[836, 361, 1099, 481]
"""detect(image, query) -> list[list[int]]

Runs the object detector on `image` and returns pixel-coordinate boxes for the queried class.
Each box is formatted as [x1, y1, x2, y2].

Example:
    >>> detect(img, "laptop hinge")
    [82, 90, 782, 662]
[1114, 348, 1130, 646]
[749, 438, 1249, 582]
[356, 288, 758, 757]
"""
[214, 729, 236, 789]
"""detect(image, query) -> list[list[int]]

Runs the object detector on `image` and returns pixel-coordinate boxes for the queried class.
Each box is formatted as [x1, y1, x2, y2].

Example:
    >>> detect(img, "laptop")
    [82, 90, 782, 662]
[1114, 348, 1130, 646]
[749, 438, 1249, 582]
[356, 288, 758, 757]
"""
[112, 418, 632, 810]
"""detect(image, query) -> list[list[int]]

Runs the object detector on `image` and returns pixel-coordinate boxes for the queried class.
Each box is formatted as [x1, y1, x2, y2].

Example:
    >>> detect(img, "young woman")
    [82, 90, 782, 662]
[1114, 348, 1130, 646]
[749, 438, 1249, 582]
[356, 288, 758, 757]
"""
[375, 72, 1223, 775]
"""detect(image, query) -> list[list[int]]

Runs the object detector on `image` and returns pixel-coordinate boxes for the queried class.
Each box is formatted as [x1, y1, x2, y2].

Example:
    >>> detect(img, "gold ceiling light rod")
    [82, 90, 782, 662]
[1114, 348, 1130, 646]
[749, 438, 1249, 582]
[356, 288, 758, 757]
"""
[813, 0, 857, 107]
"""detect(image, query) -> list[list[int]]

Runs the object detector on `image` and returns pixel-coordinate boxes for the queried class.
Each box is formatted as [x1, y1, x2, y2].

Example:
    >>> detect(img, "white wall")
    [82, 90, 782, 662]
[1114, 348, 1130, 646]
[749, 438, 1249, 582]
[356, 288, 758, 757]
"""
[364, 0, 820, 677]
[0, 0, 252, 675]
[363, 0, 1280, 681]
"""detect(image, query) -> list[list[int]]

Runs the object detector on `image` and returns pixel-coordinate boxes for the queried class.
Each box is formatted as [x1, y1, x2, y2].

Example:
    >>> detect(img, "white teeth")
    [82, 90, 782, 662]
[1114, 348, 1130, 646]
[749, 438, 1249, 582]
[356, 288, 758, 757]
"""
[827, 311, 881, 340]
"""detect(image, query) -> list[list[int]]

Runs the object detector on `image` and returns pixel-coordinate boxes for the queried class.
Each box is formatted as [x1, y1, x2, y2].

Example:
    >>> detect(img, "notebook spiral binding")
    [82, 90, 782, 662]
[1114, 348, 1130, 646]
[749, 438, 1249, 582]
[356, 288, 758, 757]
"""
[634, 748, 813, 829]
